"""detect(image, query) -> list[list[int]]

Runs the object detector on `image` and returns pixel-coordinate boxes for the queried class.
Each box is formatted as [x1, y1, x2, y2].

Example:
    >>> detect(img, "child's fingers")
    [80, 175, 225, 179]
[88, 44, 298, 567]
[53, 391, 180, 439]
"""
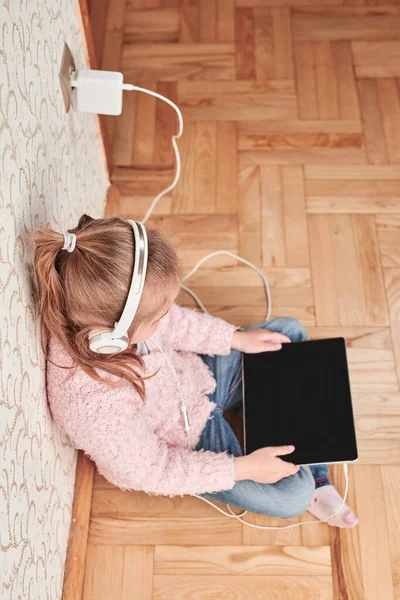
[272, 445, 295, 456]
[265, 332, 291, 343]
[264, 342, 282, 351]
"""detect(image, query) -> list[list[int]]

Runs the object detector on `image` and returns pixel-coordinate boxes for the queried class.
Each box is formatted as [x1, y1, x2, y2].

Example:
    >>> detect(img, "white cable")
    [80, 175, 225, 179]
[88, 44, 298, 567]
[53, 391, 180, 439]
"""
[123, 82, 351, 530]
[182, 251, 272, 322]
[121, 84, 183, 225]
[153, 340, 191, 451]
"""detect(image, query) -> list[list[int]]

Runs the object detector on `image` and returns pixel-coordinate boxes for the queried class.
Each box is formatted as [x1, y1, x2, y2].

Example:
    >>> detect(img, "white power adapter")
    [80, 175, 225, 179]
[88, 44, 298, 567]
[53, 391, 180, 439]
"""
[70, 69, 125, 115]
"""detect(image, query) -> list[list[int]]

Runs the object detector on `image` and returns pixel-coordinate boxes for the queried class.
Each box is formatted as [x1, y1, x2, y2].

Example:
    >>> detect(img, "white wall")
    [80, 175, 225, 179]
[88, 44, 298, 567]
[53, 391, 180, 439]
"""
[0, 0, 109, 598]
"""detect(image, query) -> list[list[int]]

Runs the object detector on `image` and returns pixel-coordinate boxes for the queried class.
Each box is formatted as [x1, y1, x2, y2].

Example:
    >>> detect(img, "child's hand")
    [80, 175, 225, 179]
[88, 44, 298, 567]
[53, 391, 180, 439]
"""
[234, 446, 299, 483]
[231, 329, 291, 353]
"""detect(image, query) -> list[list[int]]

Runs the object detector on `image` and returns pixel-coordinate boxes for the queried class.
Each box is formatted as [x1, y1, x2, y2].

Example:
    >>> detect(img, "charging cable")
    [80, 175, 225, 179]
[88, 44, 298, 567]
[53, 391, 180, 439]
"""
[121, 84, 183, 225]
[71, 71, 350, 529]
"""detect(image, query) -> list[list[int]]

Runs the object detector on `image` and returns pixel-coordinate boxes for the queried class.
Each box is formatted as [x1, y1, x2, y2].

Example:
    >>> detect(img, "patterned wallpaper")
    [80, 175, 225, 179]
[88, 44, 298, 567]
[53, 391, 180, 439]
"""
[0, 0, 109, 598]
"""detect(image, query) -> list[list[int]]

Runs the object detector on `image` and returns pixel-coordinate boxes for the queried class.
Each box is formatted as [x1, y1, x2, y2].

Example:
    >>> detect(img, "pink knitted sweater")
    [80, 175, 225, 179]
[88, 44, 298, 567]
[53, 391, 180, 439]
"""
[46, 304, 238, 497]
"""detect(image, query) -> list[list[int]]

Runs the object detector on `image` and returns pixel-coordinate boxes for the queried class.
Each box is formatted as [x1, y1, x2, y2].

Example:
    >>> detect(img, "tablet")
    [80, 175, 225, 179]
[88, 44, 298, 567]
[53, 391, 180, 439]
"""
[242, 338, 358, 466]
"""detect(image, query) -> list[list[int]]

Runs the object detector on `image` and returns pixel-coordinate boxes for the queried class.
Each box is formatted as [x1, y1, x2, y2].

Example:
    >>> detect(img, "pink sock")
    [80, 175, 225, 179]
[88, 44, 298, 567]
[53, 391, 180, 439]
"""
[307, 485, 358, 528]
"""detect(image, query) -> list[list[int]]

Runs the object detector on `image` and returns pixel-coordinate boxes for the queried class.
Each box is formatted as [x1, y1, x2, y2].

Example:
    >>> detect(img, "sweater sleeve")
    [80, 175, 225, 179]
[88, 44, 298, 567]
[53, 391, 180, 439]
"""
[70, 385, 237, 497]
[148, 303, 238, 356]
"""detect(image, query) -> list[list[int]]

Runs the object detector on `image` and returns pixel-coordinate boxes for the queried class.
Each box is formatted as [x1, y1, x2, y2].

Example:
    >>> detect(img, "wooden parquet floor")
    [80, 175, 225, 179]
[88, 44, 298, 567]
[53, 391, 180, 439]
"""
[83, 1, 400, 598]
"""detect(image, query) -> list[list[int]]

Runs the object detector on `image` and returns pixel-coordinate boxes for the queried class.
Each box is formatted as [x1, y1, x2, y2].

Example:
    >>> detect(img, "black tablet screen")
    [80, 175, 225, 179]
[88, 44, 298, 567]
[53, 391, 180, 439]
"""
[242, 338, 358, 465]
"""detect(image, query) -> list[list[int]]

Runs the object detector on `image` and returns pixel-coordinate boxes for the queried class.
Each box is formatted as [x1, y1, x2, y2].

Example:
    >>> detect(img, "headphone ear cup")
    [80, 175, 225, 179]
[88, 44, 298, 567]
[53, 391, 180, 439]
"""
[88, 330, 129, 354]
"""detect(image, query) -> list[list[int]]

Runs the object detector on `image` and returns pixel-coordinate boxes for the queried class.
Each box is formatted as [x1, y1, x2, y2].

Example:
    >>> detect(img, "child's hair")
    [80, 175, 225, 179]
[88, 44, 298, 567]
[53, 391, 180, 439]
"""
[31, 214, 181, 399]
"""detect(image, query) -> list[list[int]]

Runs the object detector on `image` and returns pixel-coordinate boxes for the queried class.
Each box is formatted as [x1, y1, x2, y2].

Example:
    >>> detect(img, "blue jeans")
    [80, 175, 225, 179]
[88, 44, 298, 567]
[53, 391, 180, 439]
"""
[195, 317, 331, 518]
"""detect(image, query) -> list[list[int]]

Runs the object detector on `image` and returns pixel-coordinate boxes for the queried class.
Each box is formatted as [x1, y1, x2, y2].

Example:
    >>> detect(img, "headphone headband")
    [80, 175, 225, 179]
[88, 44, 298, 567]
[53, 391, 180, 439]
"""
[88, 220, 148, 354]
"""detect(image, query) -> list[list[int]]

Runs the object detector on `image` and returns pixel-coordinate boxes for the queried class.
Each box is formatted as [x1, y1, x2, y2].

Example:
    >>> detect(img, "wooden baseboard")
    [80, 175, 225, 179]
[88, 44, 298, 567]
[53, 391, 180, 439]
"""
[75, 0, 112, 179]
[63, 452, 95, 600]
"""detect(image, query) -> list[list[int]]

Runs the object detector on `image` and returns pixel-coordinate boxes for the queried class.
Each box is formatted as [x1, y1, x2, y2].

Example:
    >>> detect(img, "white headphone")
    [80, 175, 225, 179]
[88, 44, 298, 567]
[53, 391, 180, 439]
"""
[88, 220, 148, 354]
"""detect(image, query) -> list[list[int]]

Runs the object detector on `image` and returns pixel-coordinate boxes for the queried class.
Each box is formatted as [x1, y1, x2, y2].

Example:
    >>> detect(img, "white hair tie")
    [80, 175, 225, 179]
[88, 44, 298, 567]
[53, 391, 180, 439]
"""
[62, 232, 77, 253]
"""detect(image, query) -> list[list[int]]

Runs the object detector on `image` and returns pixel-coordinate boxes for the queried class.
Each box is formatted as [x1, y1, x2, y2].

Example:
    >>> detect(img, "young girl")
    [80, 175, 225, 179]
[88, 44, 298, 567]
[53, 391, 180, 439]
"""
[33, 214, 357, 527]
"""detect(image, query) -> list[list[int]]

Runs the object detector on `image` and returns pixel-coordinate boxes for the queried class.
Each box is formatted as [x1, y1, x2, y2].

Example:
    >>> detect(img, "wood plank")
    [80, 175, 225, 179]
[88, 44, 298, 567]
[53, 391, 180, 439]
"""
[217, 0, 235, 42]
[88, 516, 242, 546]
[306, 178, 400, 213]
[352, 41, 400, 78]
[354, 466, 395, 600]
[123, 8, 179, 43]
[199, 0, 216, 42]
[329, 464, 364, 600]
[132, 81, 157, 167]
[237, 0, 342, 5]
[307, 196, 400, 214]
[179, 79, 297, 120]
[88, 0, 108, 67]
[352, 215, 389, 326]
[331, 215, 369, 326]
[172, 120, 196, 213]
[153, 545, 331, 575]
[153, 82, 178, 167]
[112, 87, 136, 167]
[178, 285, 313, 307]
[239, 165, 262, 265]
[384, 268, 400, 388]
[376, 215, 400, 267]
[377, 79, 400, 164]
[178, 304, 315, 328]
[292, 6, 400, 16]
[113, 167, 174, 195]
[235, 7, 256, 79]
[254, 7, 274, 80]
[381, 467, 400, 599]
[308, 215, 340, 326]
[119, 195, 173, 220]
[152, 575, 334, 600]
[150, 215, 239, 266]
[83, 546, 154, 600]
[282, 166, 309, 268]
[216, 122, 238, 214]
[271, 8, 294, 79]
[295, 42, 319, 119]
[63, 453, 95, 600]
[83, 545, 124, 600]
[180, 266, 311, 288]
[191, 121, 217, 213]
[260, 166, 286, 267]
[179, 0, 199, 42]
[299, 510, 330, 547]
[358, 79, 388, 164]
[121, 43, 236, 81]
[129, 0, 161, 8]
[239, 147, 366, 166]
[331, 41, 360, 120]
[293, 11, 400, 41]
[352, 392, 400, 453]
[306, 179, 400, 196]
[92, 484, 248, 518]
[239, 120, 363, 134]
[305, 164, 400, 179]
[314, 42, 340, 119]
[239, 132, 363, 151]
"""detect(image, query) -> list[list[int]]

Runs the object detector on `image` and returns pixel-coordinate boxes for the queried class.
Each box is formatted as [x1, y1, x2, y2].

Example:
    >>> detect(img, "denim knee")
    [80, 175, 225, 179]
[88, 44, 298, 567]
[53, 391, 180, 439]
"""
[249, 467, 315, 519]
[266, 317, 309, 343]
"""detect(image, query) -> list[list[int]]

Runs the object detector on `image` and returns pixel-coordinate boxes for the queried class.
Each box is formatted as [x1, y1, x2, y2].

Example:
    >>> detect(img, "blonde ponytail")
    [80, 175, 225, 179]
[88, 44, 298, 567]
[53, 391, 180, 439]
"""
[31, 215, 181, 398]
